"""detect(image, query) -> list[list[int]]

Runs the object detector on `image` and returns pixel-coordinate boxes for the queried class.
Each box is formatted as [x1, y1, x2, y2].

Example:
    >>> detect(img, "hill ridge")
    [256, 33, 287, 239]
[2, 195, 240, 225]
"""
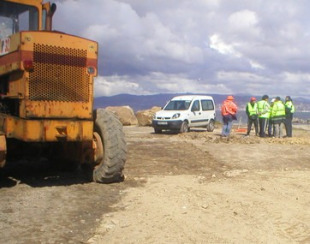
[94, 93, 310, 112]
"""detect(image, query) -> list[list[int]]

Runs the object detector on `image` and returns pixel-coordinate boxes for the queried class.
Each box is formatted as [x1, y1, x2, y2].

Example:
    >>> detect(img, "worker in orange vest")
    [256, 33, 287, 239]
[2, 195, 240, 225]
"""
[221, 95, 238, 137]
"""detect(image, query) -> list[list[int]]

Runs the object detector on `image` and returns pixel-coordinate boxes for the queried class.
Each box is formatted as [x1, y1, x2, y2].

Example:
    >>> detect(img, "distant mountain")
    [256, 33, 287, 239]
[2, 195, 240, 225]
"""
[94, 93, 310, 112]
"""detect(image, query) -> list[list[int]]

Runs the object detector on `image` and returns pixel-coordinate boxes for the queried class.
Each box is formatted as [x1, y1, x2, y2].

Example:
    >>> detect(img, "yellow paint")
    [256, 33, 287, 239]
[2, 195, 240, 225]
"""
[4, 115, 93, 142]
[1, 0, 98, 143]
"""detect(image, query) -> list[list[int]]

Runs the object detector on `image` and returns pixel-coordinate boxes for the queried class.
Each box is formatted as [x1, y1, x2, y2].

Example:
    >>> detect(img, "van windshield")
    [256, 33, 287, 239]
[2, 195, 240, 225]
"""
[164, 100, 191, 110]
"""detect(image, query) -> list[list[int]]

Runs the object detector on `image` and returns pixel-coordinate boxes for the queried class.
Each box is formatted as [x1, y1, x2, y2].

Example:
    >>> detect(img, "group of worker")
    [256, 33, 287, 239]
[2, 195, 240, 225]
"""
[246, 95, 295, 138]
[220, 95, 295, 138]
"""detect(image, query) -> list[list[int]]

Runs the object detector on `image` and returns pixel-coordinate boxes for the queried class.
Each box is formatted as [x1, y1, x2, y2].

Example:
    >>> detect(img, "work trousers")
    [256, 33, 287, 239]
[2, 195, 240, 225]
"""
[247, 117, 258, 135]
[285, 116, 293, 137]
[273, 122, 284, 138]
[268, 119, 273, 137]
[259, 117, 268, 137]
[222, 115, 234, 137]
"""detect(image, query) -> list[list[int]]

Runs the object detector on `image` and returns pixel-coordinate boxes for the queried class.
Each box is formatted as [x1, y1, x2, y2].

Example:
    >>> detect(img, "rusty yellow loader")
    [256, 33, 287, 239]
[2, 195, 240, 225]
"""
[0, 0, 126, 183]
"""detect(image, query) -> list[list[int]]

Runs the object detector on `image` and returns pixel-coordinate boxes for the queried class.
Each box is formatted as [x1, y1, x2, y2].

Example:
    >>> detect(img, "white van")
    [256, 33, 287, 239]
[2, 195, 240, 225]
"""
[152, 95, 216, 133]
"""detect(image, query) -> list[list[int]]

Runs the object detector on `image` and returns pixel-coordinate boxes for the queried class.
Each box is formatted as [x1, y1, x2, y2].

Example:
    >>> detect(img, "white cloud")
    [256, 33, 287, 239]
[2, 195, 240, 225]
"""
[209, 34, 241, 57]
[282, 72, 310, 83]
[95, 72, 234, 97]
[249, 60, 264, 70]
[228, 10, 258, 31]
[94, 75, 144, 96]
[52, 0, 310, 98]
[83, 24, 120, 42]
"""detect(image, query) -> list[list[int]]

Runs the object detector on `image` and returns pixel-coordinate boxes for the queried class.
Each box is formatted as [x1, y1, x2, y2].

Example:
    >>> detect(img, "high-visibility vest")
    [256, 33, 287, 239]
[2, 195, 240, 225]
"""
[257, 100, 270, 118]
[246, 102, 257, 116]
[271, 101, 286, 121]
[285, 101, 295, 114]
[221, 100, 238, 116]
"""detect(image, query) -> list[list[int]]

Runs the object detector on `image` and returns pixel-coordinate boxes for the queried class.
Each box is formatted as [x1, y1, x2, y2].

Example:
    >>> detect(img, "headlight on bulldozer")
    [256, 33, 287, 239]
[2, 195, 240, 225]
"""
[87, 66, 96, 75]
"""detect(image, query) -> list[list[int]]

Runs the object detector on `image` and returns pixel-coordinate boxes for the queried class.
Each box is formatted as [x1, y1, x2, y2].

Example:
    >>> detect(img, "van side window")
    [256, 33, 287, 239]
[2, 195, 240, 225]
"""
[192, 100, 200, 111]
[201, 100, 214, 111]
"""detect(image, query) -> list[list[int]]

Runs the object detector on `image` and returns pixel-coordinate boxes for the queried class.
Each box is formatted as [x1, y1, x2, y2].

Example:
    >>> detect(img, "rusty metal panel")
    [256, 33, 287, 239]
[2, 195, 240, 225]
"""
[22, 100, 93, 119]
[43, 120, 93, 141]
[16, 32, 97, 119]
[5, 116, 42, 141]
[4, 116, 93, 142]
[29, 44, 90, 102]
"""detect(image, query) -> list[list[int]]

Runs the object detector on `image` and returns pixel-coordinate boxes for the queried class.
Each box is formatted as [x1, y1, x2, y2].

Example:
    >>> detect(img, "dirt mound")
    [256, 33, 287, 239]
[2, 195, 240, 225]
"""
[177, 128, 310, 145]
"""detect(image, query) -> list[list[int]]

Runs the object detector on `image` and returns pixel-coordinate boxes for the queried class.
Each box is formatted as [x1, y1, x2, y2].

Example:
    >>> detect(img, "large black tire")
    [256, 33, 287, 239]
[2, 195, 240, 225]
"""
[207, 119, 215, 132]
[93, 109, 127, 183]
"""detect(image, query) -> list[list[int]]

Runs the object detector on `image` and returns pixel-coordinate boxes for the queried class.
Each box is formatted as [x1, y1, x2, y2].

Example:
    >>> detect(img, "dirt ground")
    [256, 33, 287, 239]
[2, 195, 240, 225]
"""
[1, 124, 310, 243]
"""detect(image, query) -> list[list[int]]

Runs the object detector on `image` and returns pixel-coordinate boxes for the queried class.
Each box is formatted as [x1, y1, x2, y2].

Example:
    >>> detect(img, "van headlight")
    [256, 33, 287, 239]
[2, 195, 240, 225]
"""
[172, 113, 180, 119]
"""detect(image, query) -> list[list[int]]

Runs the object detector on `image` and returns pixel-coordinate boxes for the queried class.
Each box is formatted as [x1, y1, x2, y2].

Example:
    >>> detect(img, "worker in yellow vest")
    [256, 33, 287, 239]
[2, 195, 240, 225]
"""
[257, 95, 270, 137]
[270, 97, 286, 138]
[284, 96, 295, 137]
[245, 97, 258, 136]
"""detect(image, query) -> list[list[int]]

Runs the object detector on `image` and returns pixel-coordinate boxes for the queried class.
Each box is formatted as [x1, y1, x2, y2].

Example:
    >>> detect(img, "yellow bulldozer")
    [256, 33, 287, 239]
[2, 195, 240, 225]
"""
[0, 0, 126, 183]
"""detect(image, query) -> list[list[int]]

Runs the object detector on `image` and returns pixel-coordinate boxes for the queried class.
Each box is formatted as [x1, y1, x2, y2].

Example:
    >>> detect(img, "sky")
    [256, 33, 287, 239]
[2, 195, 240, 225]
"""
[52, 0, 310, 98]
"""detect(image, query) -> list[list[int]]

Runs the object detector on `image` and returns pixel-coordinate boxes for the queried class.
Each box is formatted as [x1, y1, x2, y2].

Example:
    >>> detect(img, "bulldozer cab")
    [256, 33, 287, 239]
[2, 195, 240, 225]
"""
[0, 0, 98, 149]
[0, 2, 39, 39]
[0, 0, 55, 40]
[0, 0, 97, 140]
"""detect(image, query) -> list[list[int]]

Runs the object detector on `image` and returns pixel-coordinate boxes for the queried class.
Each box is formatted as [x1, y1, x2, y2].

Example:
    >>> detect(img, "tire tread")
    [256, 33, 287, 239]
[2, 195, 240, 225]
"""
[93, 109, 127, 183]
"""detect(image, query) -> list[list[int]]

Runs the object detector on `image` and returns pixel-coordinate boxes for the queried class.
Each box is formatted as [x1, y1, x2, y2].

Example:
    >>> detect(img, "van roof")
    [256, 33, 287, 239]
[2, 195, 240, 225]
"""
[170, 95, 213, 101]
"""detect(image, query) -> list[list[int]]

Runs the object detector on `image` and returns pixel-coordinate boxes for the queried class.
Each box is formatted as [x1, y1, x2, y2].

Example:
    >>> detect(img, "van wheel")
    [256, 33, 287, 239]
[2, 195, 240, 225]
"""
[207, 119, 215, 132]
[180, 121, 189, 133]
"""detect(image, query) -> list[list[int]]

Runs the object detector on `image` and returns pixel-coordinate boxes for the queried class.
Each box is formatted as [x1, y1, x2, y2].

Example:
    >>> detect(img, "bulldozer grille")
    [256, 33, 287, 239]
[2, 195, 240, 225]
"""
[29, 44, 90, 102]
